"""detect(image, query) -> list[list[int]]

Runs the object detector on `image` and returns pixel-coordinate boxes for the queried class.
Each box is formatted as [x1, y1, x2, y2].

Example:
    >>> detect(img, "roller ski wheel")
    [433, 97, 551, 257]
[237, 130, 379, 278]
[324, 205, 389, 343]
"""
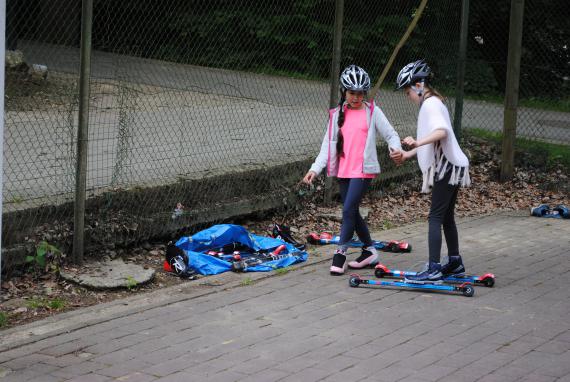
[462, 284, 475, 297]
[374, 263, 389, 278]
[481, 274, 495, 288]
[349, 276, 361, 287]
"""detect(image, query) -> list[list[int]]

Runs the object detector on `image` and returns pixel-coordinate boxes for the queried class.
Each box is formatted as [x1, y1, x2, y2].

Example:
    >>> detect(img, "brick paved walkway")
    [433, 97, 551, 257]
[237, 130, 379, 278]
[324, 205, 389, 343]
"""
[1, 212, 569, 381]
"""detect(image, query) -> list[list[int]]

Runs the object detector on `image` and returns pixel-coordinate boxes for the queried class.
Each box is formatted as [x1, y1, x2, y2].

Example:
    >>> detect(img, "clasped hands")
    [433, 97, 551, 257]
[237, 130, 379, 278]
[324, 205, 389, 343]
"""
[390, 136, 417, 166]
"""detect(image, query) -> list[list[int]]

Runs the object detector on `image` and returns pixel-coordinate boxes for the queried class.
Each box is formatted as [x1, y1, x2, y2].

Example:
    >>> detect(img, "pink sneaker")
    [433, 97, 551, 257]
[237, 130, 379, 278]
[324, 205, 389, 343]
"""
[348, 246, 378, 269]
[330, 250, 347, 276]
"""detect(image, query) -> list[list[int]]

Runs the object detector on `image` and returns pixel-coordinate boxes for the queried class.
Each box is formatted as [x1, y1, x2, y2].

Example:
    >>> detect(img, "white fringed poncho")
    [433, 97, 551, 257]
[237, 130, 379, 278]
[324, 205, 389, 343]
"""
[416, 97, 471, 193]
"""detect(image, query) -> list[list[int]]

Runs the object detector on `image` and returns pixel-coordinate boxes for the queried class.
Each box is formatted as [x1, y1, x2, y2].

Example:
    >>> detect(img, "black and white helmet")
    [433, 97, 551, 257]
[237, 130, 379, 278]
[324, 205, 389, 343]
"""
[170, 255, 188, 275]
[165, 241, 194, 278]
[395, 59, 431, 90]
[340, 65, 371, 92]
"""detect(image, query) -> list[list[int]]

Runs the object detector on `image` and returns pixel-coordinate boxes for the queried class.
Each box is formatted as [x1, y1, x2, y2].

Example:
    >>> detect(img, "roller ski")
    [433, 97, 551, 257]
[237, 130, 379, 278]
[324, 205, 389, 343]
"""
[348, 273, 475, 297]
[306, 232, 411, 253]
[373, 263, 495, 287]
[230, 244, 291, 272]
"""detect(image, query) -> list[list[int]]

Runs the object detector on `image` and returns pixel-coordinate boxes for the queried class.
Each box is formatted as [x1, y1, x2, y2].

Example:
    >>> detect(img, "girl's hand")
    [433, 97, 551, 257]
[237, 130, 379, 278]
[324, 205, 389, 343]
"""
[402, 136, 417, 148]
[302, 171, 317, 184]
[389, 148, 405, 166]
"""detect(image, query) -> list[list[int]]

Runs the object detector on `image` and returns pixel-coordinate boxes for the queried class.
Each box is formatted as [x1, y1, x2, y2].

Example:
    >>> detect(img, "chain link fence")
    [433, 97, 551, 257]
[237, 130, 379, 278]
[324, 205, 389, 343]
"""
[2, 0, 569, 276]
[460, 0, 570, 144]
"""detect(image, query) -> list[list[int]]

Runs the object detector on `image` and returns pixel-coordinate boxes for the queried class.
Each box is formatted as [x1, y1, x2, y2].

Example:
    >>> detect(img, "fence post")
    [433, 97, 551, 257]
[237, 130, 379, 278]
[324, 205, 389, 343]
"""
[73, 0, 94, 264]
[0, 0, 6, 289]
[325, 0, 344, 204]
[500, 0, 525, 182]
[453, 0, 470, 141]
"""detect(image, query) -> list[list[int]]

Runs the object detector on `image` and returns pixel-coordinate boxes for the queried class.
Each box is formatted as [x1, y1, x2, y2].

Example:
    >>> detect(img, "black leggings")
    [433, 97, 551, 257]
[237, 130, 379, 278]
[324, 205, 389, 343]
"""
[428, 171, 460, 263]
[338, 178, 373, 248]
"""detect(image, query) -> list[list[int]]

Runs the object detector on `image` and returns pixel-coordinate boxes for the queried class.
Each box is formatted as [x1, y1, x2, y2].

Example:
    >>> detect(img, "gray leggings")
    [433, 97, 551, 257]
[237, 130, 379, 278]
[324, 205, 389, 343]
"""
[428, 171, 460, 263]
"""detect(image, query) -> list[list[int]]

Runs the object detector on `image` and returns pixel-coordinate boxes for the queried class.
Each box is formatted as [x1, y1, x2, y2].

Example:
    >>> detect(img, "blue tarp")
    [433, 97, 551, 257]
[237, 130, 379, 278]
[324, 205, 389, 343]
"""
[175, 224, 308, 275]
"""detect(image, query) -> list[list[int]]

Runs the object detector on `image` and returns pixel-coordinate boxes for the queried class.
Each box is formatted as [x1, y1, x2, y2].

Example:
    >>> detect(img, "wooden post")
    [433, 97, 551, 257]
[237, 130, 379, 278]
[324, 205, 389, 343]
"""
[73, 0, 94, 264]
[0, 0, 6, 288]
[500, 0, 525, 182]
[453, 0, 470, 141]
[325, 0, 344, 204]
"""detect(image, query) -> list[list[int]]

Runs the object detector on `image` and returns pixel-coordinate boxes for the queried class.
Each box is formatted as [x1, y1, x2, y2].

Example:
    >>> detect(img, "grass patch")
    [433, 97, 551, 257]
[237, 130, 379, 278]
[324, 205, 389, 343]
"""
[518, 97, 570, 113]
[26, 297, 45, 309]
[240, 277, 254, 286]
[274, 268, 290, 275]
[381, 220, 395, 230]
[47, 298, 67, 310]
[125, 276, 138, 290]
[0, 312, 7, 328]
[26, 297, 67, 310]
[410, 83, 570, 113]
[467, 128, 570, 169]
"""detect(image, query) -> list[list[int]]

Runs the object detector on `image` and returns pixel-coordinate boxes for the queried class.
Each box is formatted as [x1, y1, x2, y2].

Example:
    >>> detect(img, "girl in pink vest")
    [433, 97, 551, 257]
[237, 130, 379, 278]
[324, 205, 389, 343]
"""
[302, 65, 401, 275]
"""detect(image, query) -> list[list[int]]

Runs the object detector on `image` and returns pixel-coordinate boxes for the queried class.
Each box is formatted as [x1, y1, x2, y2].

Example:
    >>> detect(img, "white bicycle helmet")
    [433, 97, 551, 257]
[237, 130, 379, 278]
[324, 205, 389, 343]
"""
[395, 59, 431, 90]
[340, 65, 371, 92]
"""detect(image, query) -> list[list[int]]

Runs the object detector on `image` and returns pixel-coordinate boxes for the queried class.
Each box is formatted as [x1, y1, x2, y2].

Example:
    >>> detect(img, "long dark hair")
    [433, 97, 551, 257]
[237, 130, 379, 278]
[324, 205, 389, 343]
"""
[336, 91, 346, 156]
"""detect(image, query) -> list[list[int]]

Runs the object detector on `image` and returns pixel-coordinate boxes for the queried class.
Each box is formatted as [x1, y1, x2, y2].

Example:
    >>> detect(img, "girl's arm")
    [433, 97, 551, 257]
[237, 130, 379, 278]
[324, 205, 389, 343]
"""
[305, 112, 335, 183]
[373, 107, 402, 151]
[308, 128, 330, 176]
[402, 128, 447, 148]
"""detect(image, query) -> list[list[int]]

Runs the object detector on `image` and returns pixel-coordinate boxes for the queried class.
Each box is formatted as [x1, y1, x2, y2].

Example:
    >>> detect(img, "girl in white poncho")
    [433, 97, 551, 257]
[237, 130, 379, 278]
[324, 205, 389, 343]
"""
[390, 60, 471, 283]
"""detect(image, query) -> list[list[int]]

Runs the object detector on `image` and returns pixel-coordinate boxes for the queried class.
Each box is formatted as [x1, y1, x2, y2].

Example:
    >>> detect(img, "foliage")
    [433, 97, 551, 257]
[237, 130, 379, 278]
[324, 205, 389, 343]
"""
[240, 277, 254, 286]
[47, 298, 67, 310]
[442, 58, 500, 96]
[0, 312, 7, 328]
[26, 297, 67, 310]
[11, 0, 569, 102]
[26, 241, 62, 270]
[25, 297, 44, 309]
[469, 0, 569, 99]
[125, 276, 138, 290]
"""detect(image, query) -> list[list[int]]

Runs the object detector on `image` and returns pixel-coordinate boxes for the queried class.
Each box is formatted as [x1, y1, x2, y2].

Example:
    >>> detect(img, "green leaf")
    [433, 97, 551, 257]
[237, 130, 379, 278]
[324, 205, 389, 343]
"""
[36, 255, 46, 268]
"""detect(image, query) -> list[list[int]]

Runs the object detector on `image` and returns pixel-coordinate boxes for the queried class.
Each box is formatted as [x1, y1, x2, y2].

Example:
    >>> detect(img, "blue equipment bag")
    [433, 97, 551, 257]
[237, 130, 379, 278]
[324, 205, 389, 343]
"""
[175, 224, 308, 275]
